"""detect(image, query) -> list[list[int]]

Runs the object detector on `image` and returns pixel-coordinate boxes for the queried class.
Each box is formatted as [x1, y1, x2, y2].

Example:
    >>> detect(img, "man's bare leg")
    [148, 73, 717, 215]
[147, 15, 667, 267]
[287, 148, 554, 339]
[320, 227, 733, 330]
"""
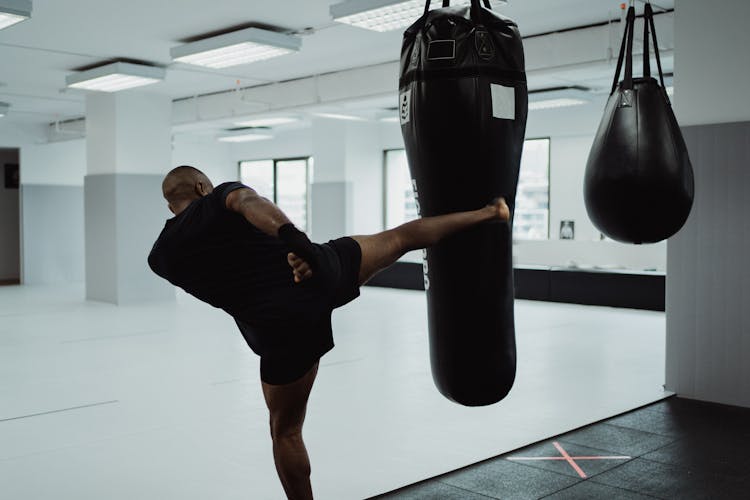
[352, 198, 510, 285]
[261, 363, 319, 500]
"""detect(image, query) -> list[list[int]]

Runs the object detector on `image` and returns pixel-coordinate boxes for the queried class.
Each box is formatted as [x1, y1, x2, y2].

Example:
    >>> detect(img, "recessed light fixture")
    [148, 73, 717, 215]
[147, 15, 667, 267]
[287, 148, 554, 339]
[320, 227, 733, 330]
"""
[0, 101, 9, 117]
[66, 62, 165, 92]
[172, 27, 302, 69]
[331, 0, 506, 32]
[234, 116, 300, 128]
[528, 98, 588, 111]
[379, 115, 399, 123]
[0, 0, 31, 30]
[528, 86, 591, 111]
[314, 112, 367, 121]
[217, 131, 274, 143]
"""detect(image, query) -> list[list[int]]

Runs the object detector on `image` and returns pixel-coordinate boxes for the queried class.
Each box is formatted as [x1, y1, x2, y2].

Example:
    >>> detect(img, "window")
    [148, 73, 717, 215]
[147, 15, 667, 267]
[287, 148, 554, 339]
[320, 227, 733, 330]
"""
[384, 149, 419, 229]
[383, 139, 550, 239]
[513, 138, 550, 240]
[239, 157, 311, 232]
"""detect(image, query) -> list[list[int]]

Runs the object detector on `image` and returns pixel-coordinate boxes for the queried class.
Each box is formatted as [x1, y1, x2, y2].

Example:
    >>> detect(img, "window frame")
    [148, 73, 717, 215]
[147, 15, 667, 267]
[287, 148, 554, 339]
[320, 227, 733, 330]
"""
[381, 139, 552, 240]
[238, 156, 312, 231]
[514, 136, 551, 241]
[382, 148, 404, 230]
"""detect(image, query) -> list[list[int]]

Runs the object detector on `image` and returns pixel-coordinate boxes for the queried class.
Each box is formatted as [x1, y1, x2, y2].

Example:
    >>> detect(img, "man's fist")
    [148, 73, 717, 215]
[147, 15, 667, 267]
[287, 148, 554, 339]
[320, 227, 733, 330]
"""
[287, 252, 313, 283]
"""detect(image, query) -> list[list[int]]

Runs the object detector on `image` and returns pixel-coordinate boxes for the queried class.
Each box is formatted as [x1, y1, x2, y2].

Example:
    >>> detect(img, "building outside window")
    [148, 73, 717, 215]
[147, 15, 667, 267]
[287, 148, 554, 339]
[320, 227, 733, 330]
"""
[239, 157, 311, 232]
[384, 149, 419, 229]
[513, 138, 550, 240]
[383, 139, 550, 240]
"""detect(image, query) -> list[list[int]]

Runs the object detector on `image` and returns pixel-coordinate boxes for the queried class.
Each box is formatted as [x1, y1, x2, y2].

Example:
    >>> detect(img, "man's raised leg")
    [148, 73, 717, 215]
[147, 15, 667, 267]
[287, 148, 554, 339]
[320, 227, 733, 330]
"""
[351, 198, 510, 286]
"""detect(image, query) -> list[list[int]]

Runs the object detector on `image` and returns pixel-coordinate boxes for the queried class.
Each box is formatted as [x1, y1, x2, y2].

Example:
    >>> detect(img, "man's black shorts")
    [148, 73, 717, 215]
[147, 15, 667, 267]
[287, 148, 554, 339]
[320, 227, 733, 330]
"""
[234, 236, 362, 385]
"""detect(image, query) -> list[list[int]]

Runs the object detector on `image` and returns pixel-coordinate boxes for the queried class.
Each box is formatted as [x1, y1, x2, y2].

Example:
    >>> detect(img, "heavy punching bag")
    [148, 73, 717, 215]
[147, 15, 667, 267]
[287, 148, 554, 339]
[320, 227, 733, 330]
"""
[584, 3, 694, 244]
[400, 0, 527, 406]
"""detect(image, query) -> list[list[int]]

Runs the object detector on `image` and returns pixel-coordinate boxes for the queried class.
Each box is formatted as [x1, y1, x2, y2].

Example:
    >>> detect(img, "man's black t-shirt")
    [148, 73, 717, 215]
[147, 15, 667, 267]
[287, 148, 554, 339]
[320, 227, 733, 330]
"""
[148, 182, 335, 356]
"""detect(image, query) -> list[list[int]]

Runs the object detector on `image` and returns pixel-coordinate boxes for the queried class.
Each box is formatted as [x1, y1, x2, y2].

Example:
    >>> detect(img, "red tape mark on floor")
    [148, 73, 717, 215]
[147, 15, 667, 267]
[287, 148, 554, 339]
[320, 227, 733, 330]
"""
[507, 441, 631, 479]
[553, 441, 588, 478]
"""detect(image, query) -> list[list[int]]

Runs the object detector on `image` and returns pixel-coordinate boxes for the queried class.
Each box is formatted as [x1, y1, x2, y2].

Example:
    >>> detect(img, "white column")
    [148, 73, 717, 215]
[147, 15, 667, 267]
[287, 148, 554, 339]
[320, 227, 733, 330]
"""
[309, 117, 382, 243]
[84, 91, 174, 304]
[666, 0, 750, 407]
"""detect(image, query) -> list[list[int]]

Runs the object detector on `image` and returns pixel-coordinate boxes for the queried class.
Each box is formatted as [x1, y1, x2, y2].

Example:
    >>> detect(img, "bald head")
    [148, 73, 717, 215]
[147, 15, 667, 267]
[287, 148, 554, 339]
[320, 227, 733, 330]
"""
[162, 166, 214, 214]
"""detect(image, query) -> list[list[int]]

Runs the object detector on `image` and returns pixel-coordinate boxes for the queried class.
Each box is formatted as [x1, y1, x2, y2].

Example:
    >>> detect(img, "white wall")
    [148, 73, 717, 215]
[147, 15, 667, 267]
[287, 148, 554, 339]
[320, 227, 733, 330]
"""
[229, 127, 312, 169]
[172, 135, 235, 186]
[673, 0, 750, 126]
[665, 0, 750, 408]
[20, 140, 87, 284]
[86, 92, 172, 176]
[0, 149, 20, 281]
[21, 139, 86, 187]
[0, 121, 46, 149]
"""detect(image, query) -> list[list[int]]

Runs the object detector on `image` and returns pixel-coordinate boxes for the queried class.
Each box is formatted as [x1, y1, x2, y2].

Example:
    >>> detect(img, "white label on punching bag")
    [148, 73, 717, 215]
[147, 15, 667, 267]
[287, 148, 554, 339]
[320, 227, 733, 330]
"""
[399, 90, 411, 125]
[422, 249, 430, 291]
[491, 83, 515, 120]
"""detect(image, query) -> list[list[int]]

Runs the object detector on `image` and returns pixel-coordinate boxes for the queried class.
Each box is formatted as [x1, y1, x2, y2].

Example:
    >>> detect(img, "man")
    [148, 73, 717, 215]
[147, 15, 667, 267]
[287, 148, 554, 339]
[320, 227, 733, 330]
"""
[148, 165, 509, 499]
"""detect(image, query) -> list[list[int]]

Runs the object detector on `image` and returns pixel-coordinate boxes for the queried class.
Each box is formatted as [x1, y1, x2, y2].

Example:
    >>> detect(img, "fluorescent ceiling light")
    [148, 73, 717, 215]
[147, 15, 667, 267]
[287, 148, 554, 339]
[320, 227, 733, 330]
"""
[529, 98, 588, 111]
[172, 28, 301, 69]
[0, 0, 31, 30]
[379, 115, 399, 123]
[0, 101, 9, 117]
[314, 112, 367, 121]
[234, 116, 299, 128]
[528, 86, 591, 111]
[217, 131, 273, 143]
[66, 62, 165, 92]
[331, 0, 506, 32]
[666, 86, 674, 98]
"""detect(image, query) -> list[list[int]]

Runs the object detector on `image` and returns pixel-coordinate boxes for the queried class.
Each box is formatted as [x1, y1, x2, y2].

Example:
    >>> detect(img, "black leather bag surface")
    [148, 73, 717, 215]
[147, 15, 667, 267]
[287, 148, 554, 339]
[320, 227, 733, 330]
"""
[400, 0, 527, 406]
[584, 4, 694, 244]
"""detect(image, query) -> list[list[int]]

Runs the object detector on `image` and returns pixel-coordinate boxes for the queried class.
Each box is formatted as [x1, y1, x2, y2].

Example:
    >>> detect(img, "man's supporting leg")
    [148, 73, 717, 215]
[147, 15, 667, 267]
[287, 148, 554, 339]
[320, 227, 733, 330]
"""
[351, 198, 509, 285]
[261, 362, 319, 500]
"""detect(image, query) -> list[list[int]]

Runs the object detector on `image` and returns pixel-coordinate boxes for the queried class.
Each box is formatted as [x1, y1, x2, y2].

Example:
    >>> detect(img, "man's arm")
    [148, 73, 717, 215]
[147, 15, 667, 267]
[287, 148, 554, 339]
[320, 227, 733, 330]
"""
[225, 187, 290, 237]
[226, 187, 318, 282]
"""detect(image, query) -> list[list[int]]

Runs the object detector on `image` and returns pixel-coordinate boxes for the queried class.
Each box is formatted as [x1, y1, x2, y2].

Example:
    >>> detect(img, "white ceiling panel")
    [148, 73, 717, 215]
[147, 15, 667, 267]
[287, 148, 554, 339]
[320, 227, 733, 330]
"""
[0, 0, 676, 131]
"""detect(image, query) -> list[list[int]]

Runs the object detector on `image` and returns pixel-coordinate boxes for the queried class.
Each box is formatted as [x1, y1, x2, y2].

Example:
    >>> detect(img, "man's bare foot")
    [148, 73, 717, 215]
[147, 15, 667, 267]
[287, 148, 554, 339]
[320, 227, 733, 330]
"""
[486, 197, 511, 222]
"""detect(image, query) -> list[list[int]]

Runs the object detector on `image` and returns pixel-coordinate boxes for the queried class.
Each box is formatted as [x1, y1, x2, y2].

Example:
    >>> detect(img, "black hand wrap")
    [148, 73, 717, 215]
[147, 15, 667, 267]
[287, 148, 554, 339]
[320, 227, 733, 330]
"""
[278, 223, 319, 269]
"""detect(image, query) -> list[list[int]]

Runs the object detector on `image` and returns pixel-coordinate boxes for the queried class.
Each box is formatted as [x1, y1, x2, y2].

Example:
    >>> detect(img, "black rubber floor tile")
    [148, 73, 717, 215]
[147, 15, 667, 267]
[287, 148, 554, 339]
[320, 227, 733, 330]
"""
[644, 398, 750, 437]
[542, 480, 656, 500]
[606, 407, 693, 437]
[504, 440, 633, 479]
[642, 435, 750, 479]
[439, 456, 580, 500]
[372, 480, 495, 500]
[591, 457, 748, 500]
[558, 423, 674, 457]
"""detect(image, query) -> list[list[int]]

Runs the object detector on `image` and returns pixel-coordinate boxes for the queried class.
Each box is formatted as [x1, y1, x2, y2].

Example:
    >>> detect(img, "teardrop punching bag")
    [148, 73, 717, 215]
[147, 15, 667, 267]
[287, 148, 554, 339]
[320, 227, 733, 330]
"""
[400, 0, 528, 406]
[584, 4, 694, 244]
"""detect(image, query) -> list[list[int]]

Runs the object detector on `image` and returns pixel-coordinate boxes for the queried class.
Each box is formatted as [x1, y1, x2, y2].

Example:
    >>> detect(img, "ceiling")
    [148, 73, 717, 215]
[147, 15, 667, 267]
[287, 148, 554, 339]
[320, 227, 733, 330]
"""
[0, 0, 675, 131]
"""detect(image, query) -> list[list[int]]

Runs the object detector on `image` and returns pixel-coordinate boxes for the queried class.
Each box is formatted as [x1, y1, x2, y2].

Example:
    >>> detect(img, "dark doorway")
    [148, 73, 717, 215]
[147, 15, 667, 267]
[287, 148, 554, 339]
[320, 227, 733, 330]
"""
[0, 148, 20, 285]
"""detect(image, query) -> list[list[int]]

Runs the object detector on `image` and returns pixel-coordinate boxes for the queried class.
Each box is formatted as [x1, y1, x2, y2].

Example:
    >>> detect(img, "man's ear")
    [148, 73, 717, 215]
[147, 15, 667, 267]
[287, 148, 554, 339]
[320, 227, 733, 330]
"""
[195, 181, 207, 196]
[168, 203, 176, 215]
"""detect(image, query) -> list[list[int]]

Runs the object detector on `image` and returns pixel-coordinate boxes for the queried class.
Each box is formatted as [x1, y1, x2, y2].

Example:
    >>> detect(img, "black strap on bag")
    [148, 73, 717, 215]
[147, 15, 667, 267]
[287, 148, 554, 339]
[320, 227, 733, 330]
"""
[610, 2, 668, 96]
[643, 5, 651, 78]
[645, 3, 668, 96]
[623, 6, 636, 90]
[611, 6, 636, 93]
